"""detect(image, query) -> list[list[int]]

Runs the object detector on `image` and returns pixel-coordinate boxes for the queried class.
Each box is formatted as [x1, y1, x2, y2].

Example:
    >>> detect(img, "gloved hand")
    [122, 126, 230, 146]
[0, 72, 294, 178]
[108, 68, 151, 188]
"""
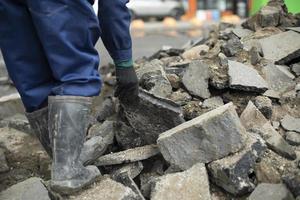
[115, 67, 139, 105]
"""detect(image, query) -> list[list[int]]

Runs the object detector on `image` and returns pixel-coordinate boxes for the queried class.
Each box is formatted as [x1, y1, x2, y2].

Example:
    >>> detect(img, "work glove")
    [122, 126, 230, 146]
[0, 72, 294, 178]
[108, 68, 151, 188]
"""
[115, 67, 139, 105]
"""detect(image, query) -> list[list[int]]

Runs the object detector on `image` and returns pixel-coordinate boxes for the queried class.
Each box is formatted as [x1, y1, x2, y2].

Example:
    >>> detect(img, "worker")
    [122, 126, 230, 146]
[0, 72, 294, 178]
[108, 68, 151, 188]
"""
[0, 0, 138, 194]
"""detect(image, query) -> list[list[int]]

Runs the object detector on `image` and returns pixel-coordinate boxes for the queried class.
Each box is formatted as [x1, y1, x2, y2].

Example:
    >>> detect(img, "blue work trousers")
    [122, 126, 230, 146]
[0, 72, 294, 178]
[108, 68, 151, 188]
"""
[0, 0, 132, 112]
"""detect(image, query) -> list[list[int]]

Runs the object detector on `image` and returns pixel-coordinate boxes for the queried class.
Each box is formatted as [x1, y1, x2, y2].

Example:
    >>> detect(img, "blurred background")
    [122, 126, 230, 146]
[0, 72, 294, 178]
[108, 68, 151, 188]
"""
[93, 0, 300, 66]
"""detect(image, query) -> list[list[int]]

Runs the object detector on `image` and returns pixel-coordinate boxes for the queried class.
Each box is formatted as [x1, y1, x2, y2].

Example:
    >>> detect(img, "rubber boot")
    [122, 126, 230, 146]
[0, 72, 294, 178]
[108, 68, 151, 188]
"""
[49, 96, 100, 195]
[26, 107, 52, 158]
[26, 107, 106, 164]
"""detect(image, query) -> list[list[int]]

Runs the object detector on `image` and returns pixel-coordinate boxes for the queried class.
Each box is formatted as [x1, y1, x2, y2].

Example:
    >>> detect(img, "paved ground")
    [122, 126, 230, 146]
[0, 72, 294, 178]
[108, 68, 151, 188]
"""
[96, 33, 198, 66]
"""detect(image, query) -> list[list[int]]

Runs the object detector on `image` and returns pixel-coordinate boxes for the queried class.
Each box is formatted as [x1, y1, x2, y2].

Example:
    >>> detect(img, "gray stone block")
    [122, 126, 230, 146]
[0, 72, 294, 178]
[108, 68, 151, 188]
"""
[182, 60, 211, 99]
[151, 163, 211, 200]
[248, 183, 295, 200]
[259, 31, 300, 64]
[0, 177, 50, 200]
[158, 103, 246, 170]
[228, 60, 268, 93]
[123, 89, 185, 144]
[208, 133, 267, 196]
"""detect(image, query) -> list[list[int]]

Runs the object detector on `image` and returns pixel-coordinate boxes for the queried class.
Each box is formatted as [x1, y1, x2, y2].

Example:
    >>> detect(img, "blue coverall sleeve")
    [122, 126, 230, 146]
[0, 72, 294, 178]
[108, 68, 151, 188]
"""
[98, 0, 132, 62]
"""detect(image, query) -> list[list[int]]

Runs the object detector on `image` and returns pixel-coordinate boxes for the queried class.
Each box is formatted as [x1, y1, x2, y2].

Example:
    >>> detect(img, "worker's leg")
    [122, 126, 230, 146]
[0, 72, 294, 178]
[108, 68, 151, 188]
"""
[27, 0, 102, 97]
[0, 0, 56, 112]
[26, 0, 102, 194]
[98, 0, 132, 63]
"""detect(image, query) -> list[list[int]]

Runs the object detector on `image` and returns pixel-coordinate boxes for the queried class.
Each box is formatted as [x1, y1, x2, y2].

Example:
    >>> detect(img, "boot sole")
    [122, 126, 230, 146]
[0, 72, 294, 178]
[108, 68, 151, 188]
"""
[50, 174, 100, 195]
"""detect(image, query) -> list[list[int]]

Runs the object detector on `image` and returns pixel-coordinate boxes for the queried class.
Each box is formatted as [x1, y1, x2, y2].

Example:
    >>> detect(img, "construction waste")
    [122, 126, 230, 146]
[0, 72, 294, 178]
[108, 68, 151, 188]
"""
[0, 0, 300, 199]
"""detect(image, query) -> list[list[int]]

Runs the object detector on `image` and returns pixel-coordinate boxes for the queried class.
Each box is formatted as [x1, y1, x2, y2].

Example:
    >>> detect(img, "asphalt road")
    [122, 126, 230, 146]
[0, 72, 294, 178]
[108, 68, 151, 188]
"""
[95, 33, 198, 66]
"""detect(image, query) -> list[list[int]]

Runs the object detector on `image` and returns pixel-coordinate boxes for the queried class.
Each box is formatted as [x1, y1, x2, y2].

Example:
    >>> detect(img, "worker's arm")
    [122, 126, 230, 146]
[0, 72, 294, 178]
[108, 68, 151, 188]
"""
[97, 0, 138, 105]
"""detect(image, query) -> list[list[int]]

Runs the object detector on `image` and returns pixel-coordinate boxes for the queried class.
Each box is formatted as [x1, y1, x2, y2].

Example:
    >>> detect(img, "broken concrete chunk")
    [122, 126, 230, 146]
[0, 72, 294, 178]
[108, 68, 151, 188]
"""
[240, 101, 296, 160]
[123, 89, 185, 144]
[88, 120, 114, 139]
[281, 115, 300, 133]
[151, 163, 211, 200]
[182, 45, 209, 60]
[0, 148, 9, 173]
[158, 103, 246, 170]
[182, 60, 211, 99]
[208, 133, 267, 196]
[286, 132, 300, 146]
[282, 170, 300, 197]
[111, 162, 144, 180]
[115, 122, 142, 150]
[201, 96, 224, 109]
[254, 96, 273, 119]
[0, 114, 31, 134]
[69, 177, 139, 200]
[248, 183, 295, 200]
[291, 62, 300, 76]
[0, 177, 50, 200]
[259, 31, 300, 64]
[232, 27, 253, 39]
[262, 64, 296, 94]
[266, 133, 296, 160]
[263, 90, 281, 99]
[95, 145, 160, 166]
[221, 36, 243, 57]
[113, 173, 145, 200]
[228, 60, 268, 93]
[255, 157, 281, 184]
[80, 134, 114, 165]
[169, 90, 192, 106]
[137, 59, 172, 98]
[0, 93, 24, 120]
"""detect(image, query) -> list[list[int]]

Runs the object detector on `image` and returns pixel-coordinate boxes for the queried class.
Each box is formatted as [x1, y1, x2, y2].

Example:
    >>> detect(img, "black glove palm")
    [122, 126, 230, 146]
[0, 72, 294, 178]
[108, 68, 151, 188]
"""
[115, 67, 139, 105]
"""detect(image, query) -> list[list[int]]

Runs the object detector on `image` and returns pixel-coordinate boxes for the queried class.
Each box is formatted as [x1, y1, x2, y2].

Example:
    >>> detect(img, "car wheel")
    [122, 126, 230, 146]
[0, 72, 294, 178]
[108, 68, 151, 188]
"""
[170, 8, 184, 20]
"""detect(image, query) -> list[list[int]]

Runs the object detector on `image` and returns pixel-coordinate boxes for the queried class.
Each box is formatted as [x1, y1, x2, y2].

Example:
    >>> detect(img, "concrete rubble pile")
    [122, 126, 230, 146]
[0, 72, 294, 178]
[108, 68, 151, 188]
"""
[1, 0, 300, 199]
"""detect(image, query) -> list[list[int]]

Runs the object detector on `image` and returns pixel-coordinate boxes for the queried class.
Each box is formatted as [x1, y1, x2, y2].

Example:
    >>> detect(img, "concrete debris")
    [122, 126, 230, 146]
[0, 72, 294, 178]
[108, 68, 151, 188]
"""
[0, 148, 9, 173]
[282, 170, 300, 197]
[0, 114, 31, 134]
[240, 101, 296, 160]
[111, 162, 144, 180]
[242, 0, 298, 31]
[208, 133, 267, 196]
[291, 62, 300, 76]
[248, 183, 295, 200]
[158, 103, 246, 170]
[0, 93, 24, 120]
[69, 177, 139, 200]
[201, 96, 224, 109]
[1, 1, 300, 197]
[182, 45, 209, 60]
[259, 31, 300, 64]
[169, 90, 192, 106]
[182, 60, 211, 99]
[232, 27, 253, 39]
[228, 60, 268, 93]
[115, 121, 143, 150]
[123, 89, 185, 144]
[285, 132, 300, 146]
[263, 64, 296, 94]
[281, 115, 300, 133]
[113, 173, 145, 200]
[151, 163, 211, 200]
[254, 96, 273, 119]
[137, 59, 172, 98]
[255, 156, 281, 184]
[94, 145, 160, 166]
[0, 127, 51, 190]
[221, 35, 243, 57]
[0, 177, 50, 200]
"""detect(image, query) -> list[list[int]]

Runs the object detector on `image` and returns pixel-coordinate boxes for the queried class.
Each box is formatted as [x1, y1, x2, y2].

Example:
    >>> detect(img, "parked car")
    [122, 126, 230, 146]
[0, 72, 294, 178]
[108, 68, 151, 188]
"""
[127, 0, 186, 20]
